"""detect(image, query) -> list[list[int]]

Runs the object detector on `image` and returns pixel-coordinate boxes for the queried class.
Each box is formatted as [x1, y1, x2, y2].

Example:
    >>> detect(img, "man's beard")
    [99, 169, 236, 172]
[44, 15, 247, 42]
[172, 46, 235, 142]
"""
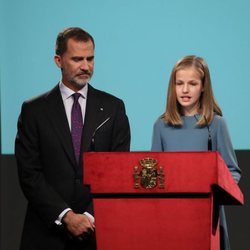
[68, 72, 93, 90]
[70, 76, 90, 89]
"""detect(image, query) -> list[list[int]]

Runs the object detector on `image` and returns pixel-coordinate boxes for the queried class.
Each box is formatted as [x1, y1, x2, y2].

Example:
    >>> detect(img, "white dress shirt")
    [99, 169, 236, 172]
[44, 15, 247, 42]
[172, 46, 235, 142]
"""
[59, 81, 87, 129]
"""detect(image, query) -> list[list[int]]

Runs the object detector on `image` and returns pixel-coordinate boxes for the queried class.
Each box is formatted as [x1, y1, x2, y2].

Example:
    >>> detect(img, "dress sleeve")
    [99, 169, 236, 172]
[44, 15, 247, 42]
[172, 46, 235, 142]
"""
[216, 116, 241, 183]
[151, 118, 164, 151]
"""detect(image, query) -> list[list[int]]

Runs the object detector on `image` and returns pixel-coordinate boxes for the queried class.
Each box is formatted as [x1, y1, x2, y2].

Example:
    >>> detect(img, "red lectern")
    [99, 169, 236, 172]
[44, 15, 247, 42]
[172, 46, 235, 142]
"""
[83, 152, 243, 250]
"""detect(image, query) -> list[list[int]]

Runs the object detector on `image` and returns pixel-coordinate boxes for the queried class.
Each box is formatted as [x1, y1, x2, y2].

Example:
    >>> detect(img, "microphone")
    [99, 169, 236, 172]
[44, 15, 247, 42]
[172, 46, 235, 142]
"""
[90, 117, 111, 151]
[204, 116, 212, 151]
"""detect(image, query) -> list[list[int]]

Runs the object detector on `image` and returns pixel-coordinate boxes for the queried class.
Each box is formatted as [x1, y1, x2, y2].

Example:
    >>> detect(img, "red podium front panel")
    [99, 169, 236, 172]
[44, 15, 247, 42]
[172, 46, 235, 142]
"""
[83, 152, 243, 250]
[94, 197, 214, 250]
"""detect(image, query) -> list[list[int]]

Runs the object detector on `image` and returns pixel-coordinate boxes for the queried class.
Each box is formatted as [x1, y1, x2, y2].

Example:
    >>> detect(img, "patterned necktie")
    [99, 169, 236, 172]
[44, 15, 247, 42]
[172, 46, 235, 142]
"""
[71, 93, 83, 164]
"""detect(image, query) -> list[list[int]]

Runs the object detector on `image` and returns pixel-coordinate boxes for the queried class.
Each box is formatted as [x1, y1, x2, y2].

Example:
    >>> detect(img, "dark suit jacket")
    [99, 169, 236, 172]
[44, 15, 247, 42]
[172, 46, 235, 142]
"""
[15, 84, 130, 250]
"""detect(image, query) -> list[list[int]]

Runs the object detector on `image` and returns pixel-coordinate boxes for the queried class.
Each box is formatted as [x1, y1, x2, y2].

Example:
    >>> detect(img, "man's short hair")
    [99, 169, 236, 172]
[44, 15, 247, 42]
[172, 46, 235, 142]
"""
[55, 27, 95, 56]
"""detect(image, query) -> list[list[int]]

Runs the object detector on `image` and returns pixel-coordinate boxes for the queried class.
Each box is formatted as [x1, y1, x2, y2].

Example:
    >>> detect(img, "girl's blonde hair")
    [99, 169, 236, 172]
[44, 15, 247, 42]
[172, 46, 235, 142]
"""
[163, 55, 222, 126]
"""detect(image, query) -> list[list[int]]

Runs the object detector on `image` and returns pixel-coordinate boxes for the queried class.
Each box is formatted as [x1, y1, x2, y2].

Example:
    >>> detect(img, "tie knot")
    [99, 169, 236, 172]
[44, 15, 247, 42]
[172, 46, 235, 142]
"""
[72, 93, 81, 102]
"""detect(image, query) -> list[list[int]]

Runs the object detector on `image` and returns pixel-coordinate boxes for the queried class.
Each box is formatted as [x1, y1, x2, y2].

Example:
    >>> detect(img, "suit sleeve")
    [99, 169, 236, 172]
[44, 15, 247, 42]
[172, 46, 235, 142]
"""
[15, 102, 69, 227]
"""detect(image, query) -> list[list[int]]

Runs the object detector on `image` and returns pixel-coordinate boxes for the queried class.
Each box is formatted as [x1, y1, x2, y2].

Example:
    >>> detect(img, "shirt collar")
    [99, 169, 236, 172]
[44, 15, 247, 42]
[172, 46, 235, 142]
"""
[59, 81, 88, 101]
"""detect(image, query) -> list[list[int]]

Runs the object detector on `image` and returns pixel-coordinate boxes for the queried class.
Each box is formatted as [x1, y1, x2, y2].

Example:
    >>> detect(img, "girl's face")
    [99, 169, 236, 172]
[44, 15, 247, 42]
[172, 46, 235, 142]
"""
[175, 67, 203, 116]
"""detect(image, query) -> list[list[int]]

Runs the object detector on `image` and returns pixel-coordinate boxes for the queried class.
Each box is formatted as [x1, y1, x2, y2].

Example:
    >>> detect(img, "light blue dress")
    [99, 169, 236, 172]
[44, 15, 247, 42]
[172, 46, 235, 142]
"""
[151, 114, 241, 250]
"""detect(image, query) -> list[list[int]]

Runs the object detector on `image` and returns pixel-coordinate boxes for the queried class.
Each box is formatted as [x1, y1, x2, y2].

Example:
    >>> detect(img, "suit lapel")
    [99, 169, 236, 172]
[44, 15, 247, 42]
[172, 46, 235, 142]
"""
[43, 84, 106, 157]
[82, 85, 102, 151]
[44, 85, 76, 166]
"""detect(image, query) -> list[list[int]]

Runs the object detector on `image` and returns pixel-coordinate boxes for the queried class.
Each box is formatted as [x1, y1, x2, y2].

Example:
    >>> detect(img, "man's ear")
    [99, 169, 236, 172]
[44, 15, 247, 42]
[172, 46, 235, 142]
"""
[54, 55, 62, 68]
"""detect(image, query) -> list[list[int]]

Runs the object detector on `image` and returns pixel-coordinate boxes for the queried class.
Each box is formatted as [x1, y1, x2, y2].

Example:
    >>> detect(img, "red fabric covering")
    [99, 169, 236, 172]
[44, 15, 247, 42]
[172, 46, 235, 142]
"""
[94, 198, 217, 250]
[83, 152, 243, 250]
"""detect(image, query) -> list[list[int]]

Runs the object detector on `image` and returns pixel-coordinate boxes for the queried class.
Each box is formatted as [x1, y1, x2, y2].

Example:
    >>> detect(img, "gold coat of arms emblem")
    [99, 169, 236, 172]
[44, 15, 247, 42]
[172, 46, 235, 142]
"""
[134, 157, 165, 189]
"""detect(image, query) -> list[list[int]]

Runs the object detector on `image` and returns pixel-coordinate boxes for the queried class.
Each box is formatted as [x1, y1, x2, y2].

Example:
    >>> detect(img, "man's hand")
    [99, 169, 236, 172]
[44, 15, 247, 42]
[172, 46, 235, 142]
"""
[63, 210, 95, 239]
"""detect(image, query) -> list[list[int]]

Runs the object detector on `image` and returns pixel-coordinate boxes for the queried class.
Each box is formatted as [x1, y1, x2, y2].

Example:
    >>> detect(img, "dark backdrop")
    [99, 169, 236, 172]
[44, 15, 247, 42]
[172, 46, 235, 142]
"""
[1, 151, 249, 250]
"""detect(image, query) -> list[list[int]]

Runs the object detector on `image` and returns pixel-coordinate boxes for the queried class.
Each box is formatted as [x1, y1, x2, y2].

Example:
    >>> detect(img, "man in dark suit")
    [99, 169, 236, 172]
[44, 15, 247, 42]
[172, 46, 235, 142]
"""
[15, 27, 130, 250]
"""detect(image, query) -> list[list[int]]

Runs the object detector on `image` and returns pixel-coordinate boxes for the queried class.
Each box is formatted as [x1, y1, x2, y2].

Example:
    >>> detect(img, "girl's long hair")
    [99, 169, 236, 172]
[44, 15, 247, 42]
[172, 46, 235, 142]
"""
[163, 55, 222, 126]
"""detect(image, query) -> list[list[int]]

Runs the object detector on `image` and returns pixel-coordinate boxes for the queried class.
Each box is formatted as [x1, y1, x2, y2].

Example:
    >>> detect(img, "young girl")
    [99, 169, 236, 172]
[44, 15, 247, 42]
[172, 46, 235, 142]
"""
[151, 55, 241, 250]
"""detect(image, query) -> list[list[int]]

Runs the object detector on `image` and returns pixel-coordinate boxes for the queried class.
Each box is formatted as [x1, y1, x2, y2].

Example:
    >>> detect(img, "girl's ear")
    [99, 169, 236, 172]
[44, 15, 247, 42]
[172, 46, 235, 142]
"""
[201, 82, 205, 92]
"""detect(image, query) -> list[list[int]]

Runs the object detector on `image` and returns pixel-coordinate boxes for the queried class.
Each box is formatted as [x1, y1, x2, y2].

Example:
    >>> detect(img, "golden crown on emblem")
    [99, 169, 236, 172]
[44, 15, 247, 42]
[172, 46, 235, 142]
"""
[139, 157, 157, 168]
